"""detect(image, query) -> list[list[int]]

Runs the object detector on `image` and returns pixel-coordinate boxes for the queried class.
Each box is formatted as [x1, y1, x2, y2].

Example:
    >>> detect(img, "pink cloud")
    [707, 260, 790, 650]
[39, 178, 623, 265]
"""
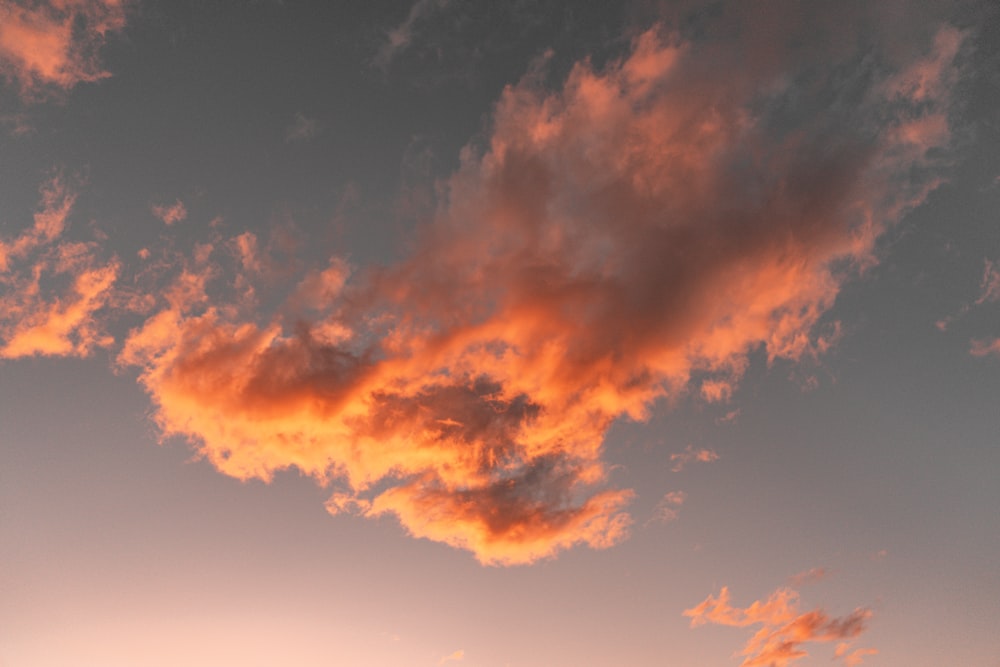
[670, 445, 721, 473]
[0, 0, 127, 99]
[152, 200, 188, 226]
[975, 259, 1000, 305]
[684, 585, 876, 667]
[970, 338, 1000, 358]
[119, 22, 964, 564]
[0, 176, 119, 359]
[789, 567, 830, 587]
[650, 490, 686, 524]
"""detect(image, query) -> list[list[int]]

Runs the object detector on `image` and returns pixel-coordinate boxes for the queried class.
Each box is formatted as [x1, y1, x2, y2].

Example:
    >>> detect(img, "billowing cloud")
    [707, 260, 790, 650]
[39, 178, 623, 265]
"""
[120, 20, 963, 564]
[0, 176, 119, 359]
[0, 0, 127, 98]
[152, 200, 188, 226]
[670, 445, 720, 473]
[684, 585, 876, 667]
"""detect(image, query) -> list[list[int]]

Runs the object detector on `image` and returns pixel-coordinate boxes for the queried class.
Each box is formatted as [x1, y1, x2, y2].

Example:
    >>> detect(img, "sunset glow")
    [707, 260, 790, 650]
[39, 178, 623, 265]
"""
[2, 2, 999, 666]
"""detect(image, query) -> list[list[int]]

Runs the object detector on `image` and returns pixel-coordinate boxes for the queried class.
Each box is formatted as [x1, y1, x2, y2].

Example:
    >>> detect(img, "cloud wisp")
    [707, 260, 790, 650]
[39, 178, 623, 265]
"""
[0, 176, 119, 359]
[670, 445, 720, 473]
[684, 585, 876, 667]
[372, 0, 452, 71]
[118, 20, 963, 565]
[152, 200, 188, 226]
[0, 0, 127, 99]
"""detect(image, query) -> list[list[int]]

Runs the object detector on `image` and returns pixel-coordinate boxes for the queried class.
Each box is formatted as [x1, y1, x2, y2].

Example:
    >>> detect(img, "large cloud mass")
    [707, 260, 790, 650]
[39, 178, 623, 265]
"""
[120, 20, 961, 564]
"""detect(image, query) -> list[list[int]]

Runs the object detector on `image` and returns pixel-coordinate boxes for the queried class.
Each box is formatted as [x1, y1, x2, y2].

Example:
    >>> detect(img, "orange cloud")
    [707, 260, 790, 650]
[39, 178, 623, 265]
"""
[0, 0, 127, 98]
[120, 23, 963, 564]
[684, 585, 876, 667]
[0, 176, 119, 359]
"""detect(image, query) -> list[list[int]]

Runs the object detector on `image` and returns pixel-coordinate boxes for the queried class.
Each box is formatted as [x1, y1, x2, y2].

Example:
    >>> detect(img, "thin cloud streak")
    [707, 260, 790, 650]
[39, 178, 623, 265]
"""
[119, 20, 963, 564]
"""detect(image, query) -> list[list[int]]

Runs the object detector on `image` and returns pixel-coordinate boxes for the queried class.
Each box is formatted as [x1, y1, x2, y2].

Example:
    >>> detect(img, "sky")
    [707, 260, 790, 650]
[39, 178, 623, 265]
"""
[1, 1, 999, 665]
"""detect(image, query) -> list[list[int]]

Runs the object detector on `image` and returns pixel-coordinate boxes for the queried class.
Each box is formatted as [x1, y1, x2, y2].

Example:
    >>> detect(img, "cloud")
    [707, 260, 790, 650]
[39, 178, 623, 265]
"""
[670, 445, 720, 473]
[373, 0, 451, 70]
[975, 259, 1000, 305]
[0, 0, 127, 99]
[650, 490, 686, 524]
[0, 176, 119, 359]
[285, 112, 320, 142]
[439, 649, 464, 665]
[970, 338, 1000, 357]
[684, 585, 876, 667]
[120, 19, 963, 565]
[152, 200, 187, 226]
[789, 567, 830, 587]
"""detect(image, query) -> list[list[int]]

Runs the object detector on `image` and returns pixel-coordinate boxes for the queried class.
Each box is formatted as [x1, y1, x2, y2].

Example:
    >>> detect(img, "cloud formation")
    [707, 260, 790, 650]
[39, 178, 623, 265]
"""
[373, 0, 451, 70]
[152, 200, 187, 226]
[650, 490, 686, 524]
[0, 0, 127, 98]
[438, 649, 464, 665]
[670, 445, 720, 473]
[0, 176, 119, 359]
[120, 19, 963, 564]
[684, 585, 876, 667]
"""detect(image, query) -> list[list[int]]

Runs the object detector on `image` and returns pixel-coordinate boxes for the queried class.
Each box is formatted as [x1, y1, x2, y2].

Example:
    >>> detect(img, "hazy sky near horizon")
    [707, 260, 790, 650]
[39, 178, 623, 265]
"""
[1, 1, 999, 665]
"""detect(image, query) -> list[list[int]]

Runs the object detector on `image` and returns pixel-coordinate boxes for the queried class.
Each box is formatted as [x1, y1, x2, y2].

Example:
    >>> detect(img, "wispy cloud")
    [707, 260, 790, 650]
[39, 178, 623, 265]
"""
[0, 0, 127, 99]
[438, 649, 464, 665]
[650, 491, 686, 524]
[152, 200, 187, 226]
[975, 259, 1000, 305]
[970, 338, 1000, 358]
[670, 446, 720, 473]
[684, 585, 876, 667]
[789, 567, 830, 587]
[118, 19, 964, 565]
[285, 112, 320, 142]
[0, 176, 119, 359]
[373, 0, 451, 71]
